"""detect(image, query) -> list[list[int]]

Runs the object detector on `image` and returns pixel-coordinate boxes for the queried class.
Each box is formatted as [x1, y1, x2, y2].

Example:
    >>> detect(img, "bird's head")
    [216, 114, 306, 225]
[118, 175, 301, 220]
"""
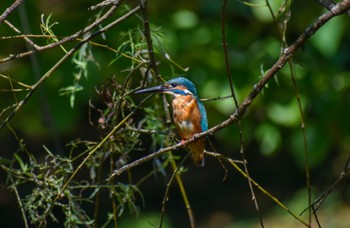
[135, 77, 198, 97]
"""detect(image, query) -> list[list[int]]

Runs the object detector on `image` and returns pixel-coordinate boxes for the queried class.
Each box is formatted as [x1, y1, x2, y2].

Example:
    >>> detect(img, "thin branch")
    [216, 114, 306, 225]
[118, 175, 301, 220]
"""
[221, 0, 263, 226]
[0, 0, 23, 24]
[265, 0, 312, 223]
[93, 155, 106, 228]
[89, 0, 120, 11]
[3, 20, 40, 51]
[126, 127, 168, 135]
[289, 60, 311, 224]
[159, 153, 194, 228]
[140, 0, 173, 126]
[315, 0, 350, 16]
[140, 0, 172, 123]
[301, 157, 350, 216]
[201, 95, 232, 102]
[0, 34, 56, 40]
[225, 155, 309, 226]
[0, 73, 31, 88]
[170, 154, 196, 228]
[205, 151, 244, 164]
[11, 183, 29, 228]
[141, 0, 159, 80]
[207, 141, 229, 181]
[221, 0, 239, 107]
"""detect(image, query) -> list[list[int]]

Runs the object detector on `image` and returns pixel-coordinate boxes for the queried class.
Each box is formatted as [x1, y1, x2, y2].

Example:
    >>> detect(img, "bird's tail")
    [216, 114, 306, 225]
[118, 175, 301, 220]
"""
[188, 138, 205, 167]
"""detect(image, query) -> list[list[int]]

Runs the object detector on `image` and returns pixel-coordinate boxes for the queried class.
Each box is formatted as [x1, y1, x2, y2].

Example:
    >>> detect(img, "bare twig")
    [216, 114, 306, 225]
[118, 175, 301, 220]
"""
[301, 157, 350, 216]
[0, 34, 59, 40]
[141, 0, 159, 79]
[221, 0, 263, 226]
[10, 183, 29, 228]
[89, 0, 120, 11]
[140, 0, 172, 125]
[226, 155, 309, 226]
[264, 0, 312, 224]
[93, 156, 105, 228]
[205, 150, 244, 164]
[201, 95, 232, 102]
[221, 0, 239, 107]
[289, 61, 311, 224]
[159, 153, 195, 228]
[0, 0, 23, 24]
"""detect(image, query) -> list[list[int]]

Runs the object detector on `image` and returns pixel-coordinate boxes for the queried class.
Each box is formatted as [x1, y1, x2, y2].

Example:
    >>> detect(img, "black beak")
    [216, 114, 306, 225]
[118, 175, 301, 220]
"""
[135, 85, 165, 94]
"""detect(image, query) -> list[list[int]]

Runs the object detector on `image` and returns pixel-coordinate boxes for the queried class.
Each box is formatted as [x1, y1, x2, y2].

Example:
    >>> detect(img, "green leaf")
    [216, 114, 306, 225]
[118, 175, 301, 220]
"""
[0, 157, 12, 165]
[14, 153, 28, 172]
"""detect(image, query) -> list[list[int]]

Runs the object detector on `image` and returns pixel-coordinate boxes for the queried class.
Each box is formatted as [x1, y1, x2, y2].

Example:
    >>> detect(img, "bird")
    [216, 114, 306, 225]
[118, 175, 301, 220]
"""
[135, 77, 208, 167]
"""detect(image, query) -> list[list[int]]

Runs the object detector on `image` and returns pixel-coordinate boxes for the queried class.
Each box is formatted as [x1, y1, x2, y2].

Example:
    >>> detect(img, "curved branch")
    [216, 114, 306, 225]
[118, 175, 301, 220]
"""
[315, 0, 350, 16]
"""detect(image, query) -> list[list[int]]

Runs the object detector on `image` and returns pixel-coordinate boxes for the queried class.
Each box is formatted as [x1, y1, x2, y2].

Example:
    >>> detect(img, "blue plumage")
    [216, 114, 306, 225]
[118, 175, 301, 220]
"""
[165, 77, 198, 96]
[197, 100, 208, 132]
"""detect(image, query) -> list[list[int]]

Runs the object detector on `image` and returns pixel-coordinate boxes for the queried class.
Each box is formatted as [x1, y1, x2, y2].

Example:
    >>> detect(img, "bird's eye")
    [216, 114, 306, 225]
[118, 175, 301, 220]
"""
[170, 83, 177, 87]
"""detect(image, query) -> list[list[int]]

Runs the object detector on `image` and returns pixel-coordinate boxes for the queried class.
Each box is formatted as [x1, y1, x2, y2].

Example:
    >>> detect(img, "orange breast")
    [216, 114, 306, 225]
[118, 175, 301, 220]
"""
[172, 95, 205, 166]
[172, 95, 202, 139]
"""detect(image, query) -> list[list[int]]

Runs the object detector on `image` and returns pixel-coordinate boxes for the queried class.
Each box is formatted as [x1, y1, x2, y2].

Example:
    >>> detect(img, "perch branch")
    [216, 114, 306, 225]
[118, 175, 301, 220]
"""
[315, 0, 350, 15]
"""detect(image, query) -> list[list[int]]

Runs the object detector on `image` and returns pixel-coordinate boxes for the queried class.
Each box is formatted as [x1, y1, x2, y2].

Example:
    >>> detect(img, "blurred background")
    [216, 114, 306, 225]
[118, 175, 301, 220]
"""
[1, 0, 350, 227]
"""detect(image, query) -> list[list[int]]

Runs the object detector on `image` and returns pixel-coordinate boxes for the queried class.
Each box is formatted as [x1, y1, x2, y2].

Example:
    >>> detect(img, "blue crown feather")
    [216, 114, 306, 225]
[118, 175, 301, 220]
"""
[165, 77, 198, 97]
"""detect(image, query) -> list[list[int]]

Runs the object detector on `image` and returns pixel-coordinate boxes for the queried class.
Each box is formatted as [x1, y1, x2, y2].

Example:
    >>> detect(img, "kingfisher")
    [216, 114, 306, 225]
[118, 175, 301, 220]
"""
[135, 77, 208, 167]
